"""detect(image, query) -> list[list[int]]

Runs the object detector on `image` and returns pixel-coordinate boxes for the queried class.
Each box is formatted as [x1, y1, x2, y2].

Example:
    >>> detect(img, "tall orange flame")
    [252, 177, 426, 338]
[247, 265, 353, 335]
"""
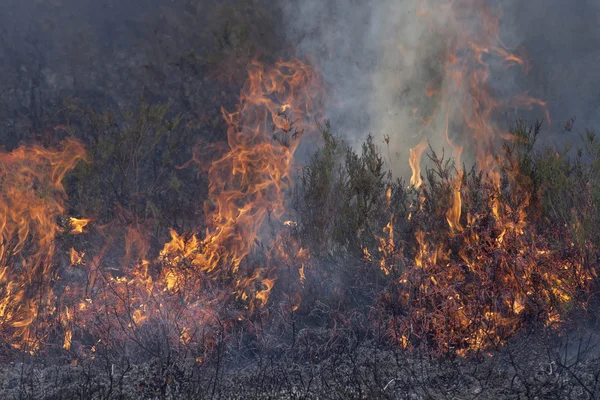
[199, 59, 323, 276]
[122, 58, 326, 343]
[409, 138, 428, 188]
[0, 139, 86, 352]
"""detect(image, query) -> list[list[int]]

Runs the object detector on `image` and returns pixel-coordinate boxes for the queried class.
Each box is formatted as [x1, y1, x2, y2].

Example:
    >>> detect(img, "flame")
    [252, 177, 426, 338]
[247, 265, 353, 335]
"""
[255, 278, 275, 307]
[446, 169, 464, 232]
[0, 57, 322, 355]
[169, 59, 323, 284]
[69, 217, 91, 234]
[199, 59, 322, 275]
[153, 59, 323, 329]
[299, 263, 306, 284]
[405, 0, 548, 188]
[376, 220, 396, 276]
[409, 139, 428, 188]
[80, 58, 325, 351]
[0, 139, 86, 352]
[70, 248, 85, 265]
[62, 306, 73, 351]
[377, 0, 587, 356]
[0, 0, 581, 362]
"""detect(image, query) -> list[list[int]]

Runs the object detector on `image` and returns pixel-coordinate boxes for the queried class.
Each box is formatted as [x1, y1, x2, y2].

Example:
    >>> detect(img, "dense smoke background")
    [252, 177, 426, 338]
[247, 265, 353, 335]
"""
[0, 0, 599, 176]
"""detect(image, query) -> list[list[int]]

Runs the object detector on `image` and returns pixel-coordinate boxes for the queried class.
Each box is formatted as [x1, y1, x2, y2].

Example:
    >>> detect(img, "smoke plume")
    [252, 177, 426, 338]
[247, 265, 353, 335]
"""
[283, 0, 600, 177]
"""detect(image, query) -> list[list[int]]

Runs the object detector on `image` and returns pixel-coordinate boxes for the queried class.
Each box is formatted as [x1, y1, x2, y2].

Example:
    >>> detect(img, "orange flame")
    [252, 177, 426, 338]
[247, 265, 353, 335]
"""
[120, 58, 325, 345]
[0, 139, 86, 352]
[409, 139, 428, 188]
[70, 248, 85, 265]
[69, 217, 91, 234]
[0, 58, 322, 355]
[172, 59, 324, 283]
[386, 0, 579, 356]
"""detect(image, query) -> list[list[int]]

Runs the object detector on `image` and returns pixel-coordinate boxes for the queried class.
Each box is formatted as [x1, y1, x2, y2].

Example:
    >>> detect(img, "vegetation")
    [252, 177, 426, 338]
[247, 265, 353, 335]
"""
[1, 1, 600, 398]
[4, 114, 600, 399]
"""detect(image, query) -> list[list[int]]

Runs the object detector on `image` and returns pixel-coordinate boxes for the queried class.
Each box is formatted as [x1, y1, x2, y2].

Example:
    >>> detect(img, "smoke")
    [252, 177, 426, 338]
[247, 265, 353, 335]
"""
[280, 0, 377, 137]
[367, 0, 460, 175]
[0, 0, 598, 169]
[503, 0, 600, 133]
[282, 0, 600, 177]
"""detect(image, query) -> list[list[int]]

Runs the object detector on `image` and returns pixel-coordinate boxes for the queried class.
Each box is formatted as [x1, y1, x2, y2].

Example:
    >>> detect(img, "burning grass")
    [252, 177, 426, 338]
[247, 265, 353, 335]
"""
[0, 0, 600, 398]
[1, 60, 600, 398]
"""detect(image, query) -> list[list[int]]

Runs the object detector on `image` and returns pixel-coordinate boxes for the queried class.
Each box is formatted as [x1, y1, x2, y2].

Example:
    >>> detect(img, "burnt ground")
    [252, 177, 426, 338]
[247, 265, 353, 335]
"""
[1, 327, 599, 399]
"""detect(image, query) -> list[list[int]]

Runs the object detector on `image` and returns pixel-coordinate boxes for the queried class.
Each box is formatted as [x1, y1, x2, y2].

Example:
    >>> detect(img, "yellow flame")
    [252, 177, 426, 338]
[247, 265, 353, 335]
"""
[69, 217, 91, 234]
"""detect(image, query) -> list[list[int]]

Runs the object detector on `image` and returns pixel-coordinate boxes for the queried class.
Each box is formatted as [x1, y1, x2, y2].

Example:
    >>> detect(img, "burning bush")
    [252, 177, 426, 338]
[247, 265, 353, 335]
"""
[294, 118, 598, 358]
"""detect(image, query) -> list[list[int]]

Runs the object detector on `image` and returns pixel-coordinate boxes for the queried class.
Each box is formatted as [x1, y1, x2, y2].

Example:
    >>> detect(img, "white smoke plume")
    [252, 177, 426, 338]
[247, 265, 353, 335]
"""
[282, 0, 600, 177]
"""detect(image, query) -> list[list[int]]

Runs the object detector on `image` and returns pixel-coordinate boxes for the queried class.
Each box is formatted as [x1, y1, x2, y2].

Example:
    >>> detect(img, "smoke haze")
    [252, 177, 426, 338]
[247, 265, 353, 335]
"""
[283, 0, 600, 176]
[0, 0, 598, 174]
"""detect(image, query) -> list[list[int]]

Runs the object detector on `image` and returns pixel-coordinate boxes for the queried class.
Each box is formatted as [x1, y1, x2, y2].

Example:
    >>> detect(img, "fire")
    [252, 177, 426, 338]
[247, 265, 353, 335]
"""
[69, 217, 91, 234]
[0, 55, 323, 356]
[365, 0, 589, 356]
[62, 306, 73, 350]
[157, 59, 322, 321]
[71, 57, 325, 353]
[406, 0, 548, 189]
[446, 169, 464, 233]
[409, 138, 427, 188]
[70, 248, 85, 265]
[0, 0, 584, 364]
[255, 278, 275, 307]
[202, 59, 322, 274]
[169, 59, 323, 283]
[0, 139, 86, 352]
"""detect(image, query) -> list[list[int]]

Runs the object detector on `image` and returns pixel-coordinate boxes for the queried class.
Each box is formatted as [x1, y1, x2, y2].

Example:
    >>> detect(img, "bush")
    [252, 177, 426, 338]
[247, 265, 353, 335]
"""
[294, 118, 600, 356]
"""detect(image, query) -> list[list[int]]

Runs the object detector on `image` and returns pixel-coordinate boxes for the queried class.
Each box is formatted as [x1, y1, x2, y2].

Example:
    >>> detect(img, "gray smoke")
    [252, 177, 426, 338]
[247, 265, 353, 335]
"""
[283, 0, 600, 177]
